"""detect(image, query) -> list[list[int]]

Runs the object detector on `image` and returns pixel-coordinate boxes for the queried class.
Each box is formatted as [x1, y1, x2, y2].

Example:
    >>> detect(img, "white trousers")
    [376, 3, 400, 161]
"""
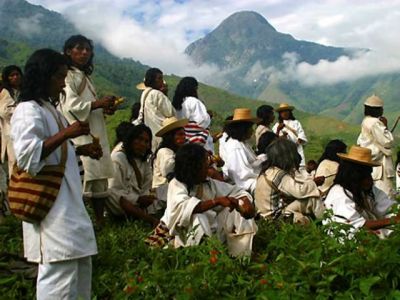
[37, 256, 92, 300]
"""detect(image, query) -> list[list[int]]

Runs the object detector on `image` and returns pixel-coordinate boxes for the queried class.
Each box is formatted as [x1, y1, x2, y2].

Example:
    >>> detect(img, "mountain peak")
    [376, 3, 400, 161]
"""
[220, 11, 277, 32]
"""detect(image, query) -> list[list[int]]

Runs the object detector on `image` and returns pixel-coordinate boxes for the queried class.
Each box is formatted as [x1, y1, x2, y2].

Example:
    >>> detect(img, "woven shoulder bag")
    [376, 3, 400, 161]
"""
[8, 103, 68, 223]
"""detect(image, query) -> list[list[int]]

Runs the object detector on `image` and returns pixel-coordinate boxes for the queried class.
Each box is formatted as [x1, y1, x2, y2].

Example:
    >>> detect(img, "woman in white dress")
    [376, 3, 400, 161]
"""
[172, 77, 211, 150]
[324, 146, 400, 238]
[219, 108, 261, 194]
[315, 139, 347, 196]
[161, 143, 257, 256]
[272, 103, 308, 168]
[0, 65, 23, 175]
[11, 49, 99, 300]
[107, 124, 160, 226]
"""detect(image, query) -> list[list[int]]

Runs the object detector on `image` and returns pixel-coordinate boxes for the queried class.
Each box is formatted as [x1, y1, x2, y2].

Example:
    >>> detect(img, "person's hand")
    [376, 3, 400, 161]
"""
[277, 123, 285, 131]
[214, 196, 237, 211]
[96, 96, 117, 115]
[77, 142, 103, 159]
[64, 121, 90, 139]
[379, 116, 388, 127]
[314, 176, 325, 186]
[138, 195, 157, 208]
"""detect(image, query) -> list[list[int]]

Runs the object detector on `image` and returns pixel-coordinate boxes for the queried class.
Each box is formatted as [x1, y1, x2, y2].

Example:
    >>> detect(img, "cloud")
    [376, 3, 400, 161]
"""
[27, 0, 400, 85]
[16, 13, 43, 36]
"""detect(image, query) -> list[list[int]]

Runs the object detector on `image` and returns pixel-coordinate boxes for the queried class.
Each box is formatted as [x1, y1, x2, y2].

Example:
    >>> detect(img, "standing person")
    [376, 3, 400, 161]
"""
[272, 103, 308, 168]
[396, 151, 400, 194]
[315, 140, 347, 196]
[0, 65, 23, 175]
[137, 68, 175, 151]
[357, 95, 395, 197]
[59, 35, 116, 226]
[324, 146, 400, 238]
[172, 77, 211, 149]
[220, 108, 261, 194]
[11, 48, 98, 300]
[255, 104, 274, 149]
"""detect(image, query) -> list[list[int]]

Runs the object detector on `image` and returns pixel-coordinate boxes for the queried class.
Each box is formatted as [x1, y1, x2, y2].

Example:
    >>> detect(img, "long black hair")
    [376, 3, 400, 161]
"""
[19, 49, 68, 105]
[364, 105, 383, 118]
[63, 35, 94, 75]
[144, 68, 162, 89]
[256, 131, 277, 155]
[175, 143, 208, 192]
[225, 121, 253, 142]
[318, 140, 347, 164]
[1, 65, 22, 98]
[334, 160, 373, 211]
[115, 121, 134, 146]
[278, 110, 296, 122]
[122, 124, 152, 162]
[256, 105, 274, 126]
[152, 127, 183, 166]
[172, 77, 198, 110]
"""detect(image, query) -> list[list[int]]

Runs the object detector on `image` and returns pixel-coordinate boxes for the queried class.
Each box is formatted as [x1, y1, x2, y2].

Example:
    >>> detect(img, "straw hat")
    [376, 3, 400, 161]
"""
[225, 108, 260, 124]
[136, 82, 146, 90]
[337, 145, 380, 167]
[364, 94, 383, 107]
[155, 117, 188, 137]
[275, 103, 295, 112]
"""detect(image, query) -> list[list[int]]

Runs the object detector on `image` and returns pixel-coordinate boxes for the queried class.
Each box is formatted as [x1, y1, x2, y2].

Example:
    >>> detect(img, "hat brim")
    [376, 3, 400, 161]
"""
[155, 119, 189, 137]
[136, 82, 146, 90]
[225, 117, 261, 124]
[337, 153, 381, 167]
[276, 106, 294, 112]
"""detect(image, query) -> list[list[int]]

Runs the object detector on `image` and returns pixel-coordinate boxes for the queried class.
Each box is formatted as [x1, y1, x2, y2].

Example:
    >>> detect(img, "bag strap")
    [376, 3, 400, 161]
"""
[130, 158, 143, 189]
[42, 101, 68, 168]
[139, 88, 152, 124]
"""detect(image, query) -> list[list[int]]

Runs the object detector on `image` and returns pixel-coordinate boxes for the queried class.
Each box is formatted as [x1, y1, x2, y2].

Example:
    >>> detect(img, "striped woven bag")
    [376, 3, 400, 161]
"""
[8, 103, 67, 223]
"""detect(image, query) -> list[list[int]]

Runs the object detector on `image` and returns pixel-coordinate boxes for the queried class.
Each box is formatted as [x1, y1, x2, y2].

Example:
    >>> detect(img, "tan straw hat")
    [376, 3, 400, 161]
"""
[155, 117, 188, 137]
[225, 108, 260, 124]
[337, 145, 380, 167]
[364, 94, 383, 107]
[136, 82, 146, 90]
[275, 103, 295, 112]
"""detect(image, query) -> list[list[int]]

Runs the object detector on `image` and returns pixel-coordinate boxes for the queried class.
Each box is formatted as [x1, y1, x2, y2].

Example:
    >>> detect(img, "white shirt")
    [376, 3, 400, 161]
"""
[272, 120, 307, 167]
[137, 88, 175, 151]
[315, 159, 339, 194]
[176, 96, 210, 129]
[0, 88, 17, 171]
[59, 67, 113, 181]
[11, 101, 97, 263]
[219, 137, 261, 194]
[324, 184, 395, 234]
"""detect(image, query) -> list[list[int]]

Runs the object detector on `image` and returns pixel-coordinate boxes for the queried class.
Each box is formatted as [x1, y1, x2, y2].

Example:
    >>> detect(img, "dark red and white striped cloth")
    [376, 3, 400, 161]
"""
[184, 121, 210, 146]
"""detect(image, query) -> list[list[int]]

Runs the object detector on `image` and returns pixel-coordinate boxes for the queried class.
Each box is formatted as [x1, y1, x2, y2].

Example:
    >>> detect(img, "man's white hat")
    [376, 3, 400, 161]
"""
[364, 94, 384, 107]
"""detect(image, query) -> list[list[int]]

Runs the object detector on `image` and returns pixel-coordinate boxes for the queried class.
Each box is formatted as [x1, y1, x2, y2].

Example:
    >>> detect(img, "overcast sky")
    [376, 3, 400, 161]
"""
[28, 0, 400, 85]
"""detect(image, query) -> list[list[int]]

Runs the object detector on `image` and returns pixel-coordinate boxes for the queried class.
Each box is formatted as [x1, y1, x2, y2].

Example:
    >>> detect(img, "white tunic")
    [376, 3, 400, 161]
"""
[272, 120, 307, 167]
[59, 67, 113, 182]
[137, 88, 175, 151]
[161, 178, 257, 256]
[11, 101, 97, 263]
[152, 147, 175, 200]
[315, 159, 339, 195]
[0, 88, 18, 173]
[357, 116, 394, 196]
[107, 151, 153, 216]
[176, 96, 210, 129]
[219, 137, 261, 194]
[324, 184, 395, 237]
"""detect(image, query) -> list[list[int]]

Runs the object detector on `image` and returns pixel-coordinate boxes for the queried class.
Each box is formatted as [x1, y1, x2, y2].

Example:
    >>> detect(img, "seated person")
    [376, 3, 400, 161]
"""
[219, 108, 261, 194]
[255, 131, 278, 163]
[107, 124, 160, 226]
[324, 145, 400, 238]
[112, 121, 134, 154]
[152, 117, 188, 200]
[255, 139, 325, 224]
[315, 139, 347, 195]
[161, 144, 257, 256]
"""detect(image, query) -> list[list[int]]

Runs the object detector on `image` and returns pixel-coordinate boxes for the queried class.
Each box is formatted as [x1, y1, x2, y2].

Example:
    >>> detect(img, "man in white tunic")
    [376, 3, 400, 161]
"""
[137, 68, 175, 151]
[357, 95, 394, 197]
[11, 49, 97, 300]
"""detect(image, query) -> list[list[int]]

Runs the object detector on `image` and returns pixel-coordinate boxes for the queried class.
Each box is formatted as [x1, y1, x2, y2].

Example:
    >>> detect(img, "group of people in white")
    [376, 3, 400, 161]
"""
[0, 34, 399, 299]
